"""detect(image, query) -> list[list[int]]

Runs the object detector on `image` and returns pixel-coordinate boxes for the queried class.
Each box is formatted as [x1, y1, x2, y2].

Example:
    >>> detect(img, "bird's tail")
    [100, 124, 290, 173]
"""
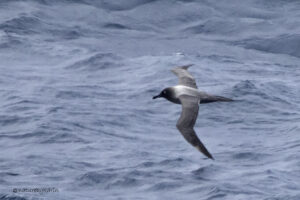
[200, 95, 233, 104]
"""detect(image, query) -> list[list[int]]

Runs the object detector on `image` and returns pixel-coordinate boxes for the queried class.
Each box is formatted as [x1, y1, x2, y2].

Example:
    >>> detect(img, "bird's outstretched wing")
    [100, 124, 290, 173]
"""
[176, 95, 214, 159]
[171, 64, 197, 89]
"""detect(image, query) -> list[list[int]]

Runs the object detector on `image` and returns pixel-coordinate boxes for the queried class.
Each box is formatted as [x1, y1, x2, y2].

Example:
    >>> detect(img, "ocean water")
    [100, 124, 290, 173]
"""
[0, 0, 300, 199]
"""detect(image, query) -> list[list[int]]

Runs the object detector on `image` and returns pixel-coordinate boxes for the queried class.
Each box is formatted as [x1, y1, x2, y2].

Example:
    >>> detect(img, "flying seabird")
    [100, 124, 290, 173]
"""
[153, 64, 233, 159]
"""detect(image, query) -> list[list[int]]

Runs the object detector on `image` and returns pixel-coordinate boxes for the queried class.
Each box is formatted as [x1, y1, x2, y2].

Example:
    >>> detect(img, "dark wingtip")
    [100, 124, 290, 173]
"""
[204, 150, 214, 160]
[196, 145, 214, 160]
[208, 154, 215, 160]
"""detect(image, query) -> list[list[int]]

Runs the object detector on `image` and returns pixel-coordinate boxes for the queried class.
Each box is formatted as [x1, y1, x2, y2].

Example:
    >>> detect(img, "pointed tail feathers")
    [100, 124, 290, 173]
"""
[200, 95, 233, 104]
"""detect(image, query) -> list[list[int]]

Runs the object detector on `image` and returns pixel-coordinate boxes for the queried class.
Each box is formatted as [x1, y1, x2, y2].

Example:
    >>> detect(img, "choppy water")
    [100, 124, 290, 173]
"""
[0, 0, 300, 199]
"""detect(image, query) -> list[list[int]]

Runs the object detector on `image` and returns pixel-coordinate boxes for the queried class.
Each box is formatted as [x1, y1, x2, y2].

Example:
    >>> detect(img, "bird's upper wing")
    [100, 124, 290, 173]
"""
[171, 64, 197, 89]
[176, 95, 213, 159]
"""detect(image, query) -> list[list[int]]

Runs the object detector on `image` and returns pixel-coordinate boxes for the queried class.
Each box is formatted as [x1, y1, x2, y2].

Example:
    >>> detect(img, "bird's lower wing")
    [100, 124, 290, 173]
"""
[177, 95, 214, 159]
[177, 127, 214, 159]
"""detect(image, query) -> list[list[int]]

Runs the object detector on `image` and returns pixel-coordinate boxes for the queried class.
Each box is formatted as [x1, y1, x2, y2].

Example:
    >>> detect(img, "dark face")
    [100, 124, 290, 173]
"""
[153, 88, 169, 99]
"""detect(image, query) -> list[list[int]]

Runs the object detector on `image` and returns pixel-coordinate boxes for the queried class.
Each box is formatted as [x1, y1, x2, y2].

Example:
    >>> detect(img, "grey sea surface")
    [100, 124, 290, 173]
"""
[0, 0, 300, 199]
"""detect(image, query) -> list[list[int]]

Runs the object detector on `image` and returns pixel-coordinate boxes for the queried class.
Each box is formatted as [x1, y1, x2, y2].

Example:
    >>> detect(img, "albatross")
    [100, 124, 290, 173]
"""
[153, 64, 233, 159]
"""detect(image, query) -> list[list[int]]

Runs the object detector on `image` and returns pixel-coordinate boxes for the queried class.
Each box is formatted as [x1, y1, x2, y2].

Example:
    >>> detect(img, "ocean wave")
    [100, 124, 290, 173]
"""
[65, 53, 123, 71]
[0, 35, 24, 49]
[148, 181, 181, 191]
[192, 164, 221, 179]
[77, 171, 117, 186]
[103, 23, 131, 30]
[39, 132, 87, 144]
[0, 15, 41, 35]
[89, 0, 157, 11]
[0, 195, 28, 200]
[232, 34, 300, 58]
[0, 115, 29, 127]
[77, 171, 140, 189]
[183, 19, 238, 35]
[231, 151, 270, 161]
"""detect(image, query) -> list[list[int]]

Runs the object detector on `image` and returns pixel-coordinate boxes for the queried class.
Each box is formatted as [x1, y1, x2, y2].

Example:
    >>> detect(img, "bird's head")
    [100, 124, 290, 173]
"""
[153, 88, 171, 100]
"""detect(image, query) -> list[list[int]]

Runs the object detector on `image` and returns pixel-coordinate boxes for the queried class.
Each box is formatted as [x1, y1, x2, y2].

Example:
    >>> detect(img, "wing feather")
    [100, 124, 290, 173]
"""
[176, 95, 213, 159]
[171, 65, 197, 89]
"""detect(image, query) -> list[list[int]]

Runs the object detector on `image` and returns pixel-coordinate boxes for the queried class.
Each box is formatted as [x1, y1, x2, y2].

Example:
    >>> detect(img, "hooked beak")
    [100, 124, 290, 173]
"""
[152, 94, 162, 99]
